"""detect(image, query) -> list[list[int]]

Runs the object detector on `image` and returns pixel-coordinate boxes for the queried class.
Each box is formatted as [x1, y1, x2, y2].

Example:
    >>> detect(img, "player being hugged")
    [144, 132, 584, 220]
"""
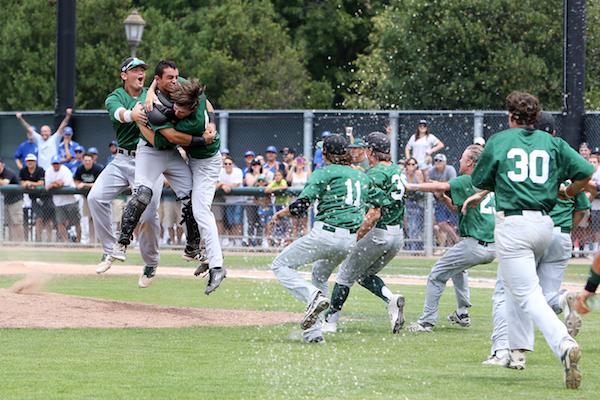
[463, 92, 594, 390]
[322, 132, 408, 334]
[270, 134, 370, 344]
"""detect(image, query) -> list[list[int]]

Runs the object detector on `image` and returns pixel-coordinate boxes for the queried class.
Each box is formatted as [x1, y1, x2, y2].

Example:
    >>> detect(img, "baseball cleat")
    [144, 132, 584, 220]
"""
[112, 243, 128, 262]
[387, 294, 405, 334]
[194, 264, 209, 276]
[96, 253, 116, 274]
[507, 349, 526, 370]
[447, 311, 471, 327]
[139, 266, 157, 288]
[406, 322, 433, 333]
[322, 320, 338, 334]
[302, 335, 326, 344]
[482, 354, 509, 367]
[182, 246, 209, 264]
[561, 290, 582, 338]
[561, 340, 582, 389]
[205, 267, 226, 295]
[301, 292, 330, 330]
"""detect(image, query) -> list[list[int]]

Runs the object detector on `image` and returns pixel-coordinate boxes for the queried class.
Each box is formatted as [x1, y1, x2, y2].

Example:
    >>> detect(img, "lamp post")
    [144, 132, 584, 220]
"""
[123, 9, 146, 57]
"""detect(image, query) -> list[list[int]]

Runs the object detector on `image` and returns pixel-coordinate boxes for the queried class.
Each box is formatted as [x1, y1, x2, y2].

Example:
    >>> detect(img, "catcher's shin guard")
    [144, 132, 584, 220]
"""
[181, 196, 201, 251]
[118, 185, 153, 245]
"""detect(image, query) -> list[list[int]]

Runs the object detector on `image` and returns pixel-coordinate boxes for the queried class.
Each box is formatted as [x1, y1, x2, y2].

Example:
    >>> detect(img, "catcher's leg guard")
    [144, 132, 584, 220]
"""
[181, 196, 200, 251]
[118, 185, 153, 245]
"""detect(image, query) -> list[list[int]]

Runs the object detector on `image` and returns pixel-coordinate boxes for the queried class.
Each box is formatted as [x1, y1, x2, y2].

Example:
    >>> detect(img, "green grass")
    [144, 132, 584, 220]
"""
[1, 268, 599, 399]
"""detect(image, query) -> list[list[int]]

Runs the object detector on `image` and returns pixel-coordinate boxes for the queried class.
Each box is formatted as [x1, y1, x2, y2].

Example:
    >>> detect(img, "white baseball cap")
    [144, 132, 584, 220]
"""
[474, 137, 486, 146]
[25, 153, 37, 161]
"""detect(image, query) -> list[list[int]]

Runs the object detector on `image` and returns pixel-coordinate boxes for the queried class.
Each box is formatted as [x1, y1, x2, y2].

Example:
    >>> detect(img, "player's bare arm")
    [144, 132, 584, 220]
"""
[137, 122, 157, 147]
[461, 190, 489, 215]
[356, 207, 381, 241]
[406, 181, 450, 193]
[144, 79, 158, 112]
[575, 254, 600, 314]
[271, 206, 292, 223]
[205, 100, 217, 137]
[558, 174, 594, 201]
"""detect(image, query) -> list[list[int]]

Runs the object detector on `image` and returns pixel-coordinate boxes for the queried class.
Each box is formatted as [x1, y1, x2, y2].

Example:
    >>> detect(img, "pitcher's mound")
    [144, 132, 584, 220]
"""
[0, 289, 300, 329]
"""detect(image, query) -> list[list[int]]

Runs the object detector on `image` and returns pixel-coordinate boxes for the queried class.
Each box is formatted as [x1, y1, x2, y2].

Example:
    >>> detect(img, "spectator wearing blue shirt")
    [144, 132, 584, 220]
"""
[242, 151, 256, 181]
[66, 145, 85, 175]
[58, 126, 79, 164]
[313, 131, 331, 170]
[14, 133, 39, 170]
[263, 146, 285, 178]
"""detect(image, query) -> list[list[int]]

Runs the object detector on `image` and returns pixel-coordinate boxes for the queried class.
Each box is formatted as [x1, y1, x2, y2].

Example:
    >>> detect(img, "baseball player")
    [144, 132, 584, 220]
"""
[141, 79, 224, 295]
[88, 57, 164, 283]
[483, 112, 590, 370]
[270, 134, 370, 343]
[464, 92, 594, 389]
[322, 132, 407, 334]
[405, 144, 496, 333]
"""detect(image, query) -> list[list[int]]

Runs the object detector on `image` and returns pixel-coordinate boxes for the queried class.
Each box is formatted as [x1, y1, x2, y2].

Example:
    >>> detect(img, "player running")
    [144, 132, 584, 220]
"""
[88, 57, 163, 280]
[321, 132, 407, 334]
[464, 92, 594, 389]
[270, 134, 370, 344]
[405, 144, 496, 333]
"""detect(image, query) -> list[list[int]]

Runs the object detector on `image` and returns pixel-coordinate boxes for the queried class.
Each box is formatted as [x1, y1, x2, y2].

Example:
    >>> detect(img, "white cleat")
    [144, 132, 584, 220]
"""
[561, 290, 582, 338]
[482, 354, 509, 367]
[387, 294, 405, 334]
[112, 243, 127, 262]
[301, 292, 330, 330]
[322, 321, 338, 333]
[138, 266, 157, 288]
[96, 253, 115, 274]
[507, 349, 526, 370]
[562, 340, 582, 389]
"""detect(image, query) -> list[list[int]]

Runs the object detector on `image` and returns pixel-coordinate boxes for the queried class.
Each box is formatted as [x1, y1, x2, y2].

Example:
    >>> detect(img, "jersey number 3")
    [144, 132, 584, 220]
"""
[344, 179, 362, 208]
[507, 148, 550, 184]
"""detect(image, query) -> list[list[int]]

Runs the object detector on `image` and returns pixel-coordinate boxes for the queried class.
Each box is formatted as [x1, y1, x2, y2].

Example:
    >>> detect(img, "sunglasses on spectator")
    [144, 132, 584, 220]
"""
[224, 162, 233, 165]
[407, 162, 417, 166]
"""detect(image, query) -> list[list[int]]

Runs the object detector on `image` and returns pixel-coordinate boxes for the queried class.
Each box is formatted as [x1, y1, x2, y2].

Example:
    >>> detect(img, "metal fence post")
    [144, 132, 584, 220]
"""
[0, 192, 4, 245]
[219, 112, 229, 151]
[303, 111, 314, 167]
[474, 111, 484, 142]
[389, 111, 399, 162]
[424, 192, 434, 256]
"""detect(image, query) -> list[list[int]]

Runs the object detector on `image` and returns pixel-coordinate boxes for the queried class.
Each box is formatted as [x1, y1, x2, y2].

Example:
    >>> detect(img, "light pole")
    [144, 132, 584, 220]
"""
[123, 9, 146, 57]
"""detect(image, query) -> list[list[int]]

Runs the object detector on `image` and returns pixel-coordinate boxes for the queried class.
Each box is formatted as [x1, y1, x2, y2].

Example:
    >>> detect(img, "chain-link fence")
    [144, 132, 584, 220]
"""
[3, 110, 600, 258]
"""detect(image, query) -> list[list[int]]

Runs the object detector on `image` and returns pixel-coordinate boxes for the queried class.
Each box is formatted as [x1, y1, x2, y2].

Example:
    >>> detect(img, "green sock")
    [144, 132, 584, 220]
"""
[325, 283, 350, 319]
[359, 275, 388, 302]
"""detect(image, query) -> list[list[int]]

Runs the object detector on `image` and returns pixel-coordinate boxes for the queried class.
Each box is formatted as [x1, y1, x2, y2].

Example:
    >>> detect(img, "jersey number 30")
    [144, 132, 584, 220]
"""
[507, 148, 550, 184]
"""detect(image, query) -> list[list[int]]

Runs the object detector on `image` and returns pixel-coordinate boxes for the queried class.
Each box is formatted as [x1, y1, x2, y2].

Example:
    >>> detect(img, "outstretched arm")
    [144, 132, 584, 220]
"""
[55, 108, 73, 136]
[137, 123, 157, 147]
[143, 79, 158, 112]
[357, 208, 381, 241]
[460, 190, 489, 215]
[405, 181, 450, 193]
[575, 254, 600, 314]
[16, 112, 35, 139]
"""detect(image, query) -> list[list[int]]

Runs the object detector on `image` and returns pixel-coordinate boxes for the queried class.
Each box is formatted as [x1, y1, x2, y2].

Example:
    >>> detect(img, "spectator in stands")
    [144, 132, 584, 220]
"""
[286, 156, 311, 238]
[280, 147, 296, 175]
[16, 109, 72, 171]
[405, 119, 444, 179]
[58, 126, 78, 164]
[220, 148, 230, 163]
[349, 138, 370, 172]
[263, 146, 285, 178]
[579, 142, 591, 161]
[45, 155, 81, 242]
[107, 140, 118, 164]
[242, 151, 256, 178]
[87, 147, 103, 169]
[66, 145, 85, 175]
[313, 131, 331, 170]
[74, 153, 103, 243]
[0, 157, 24, 241]
[20, 154, 52, 242]
[217, 155, 244, 247]
[397, 159, 407, 174]
[244, 158, 263, 246]
[265, 169, 289, 245]
[161, 179, 184, 246]
[254, 175, 273, 248]
[428, 153, 459, 255]
[14, 133, 39, 170]
[405, 157, 425, 252]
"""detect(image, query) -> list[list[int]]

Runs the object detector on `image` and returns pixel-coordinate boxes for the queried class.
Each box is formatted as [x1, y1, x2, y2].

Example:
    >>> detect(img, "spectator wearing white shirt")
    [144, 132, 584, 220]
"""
[405, 119, 444, 179]
[217, 155, 244, 247]
[45, 155, 81, 242]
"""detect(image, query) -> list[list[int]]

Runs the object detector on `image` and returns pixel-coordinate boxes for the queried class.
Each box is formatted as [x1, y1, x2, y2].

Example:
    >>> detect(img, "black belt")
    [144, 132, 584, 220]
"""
[503, 210, 548, 216]
[118, 147, 136, 157]
[321, 224, 358, 234]
[477, 240, 493, 247]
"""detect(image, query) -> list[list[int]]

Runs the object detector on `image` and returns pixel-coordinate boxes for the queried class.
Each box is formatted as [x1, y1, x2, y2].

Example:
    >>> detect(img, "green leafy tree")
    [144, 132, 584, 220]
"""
[344, 0, 565, 110]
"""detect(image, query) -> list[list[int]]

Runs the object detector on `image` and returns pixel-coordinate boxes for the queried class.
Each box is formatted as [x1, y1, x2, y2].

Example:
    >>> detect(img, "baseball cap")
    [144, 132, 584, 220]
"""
[534, 111, 556, 134]
[593, 147, 600, 155]
[257, 175, 267, 182]
[434, 154, 447, 162]
[323, 134, 349, 156]
[109, 140, 118, 147]
[474, 137, 486, 146]
[63, 126, 73, 135]
[51, 155, 61, 164]
[419, 119, 428, 126]
[25, 153, 37, 162]
[580, 142, 590, 149]
[348, 138, 366, 149]
[245, 150, 256, 158]
[74, 145, 85, 153]
[280, 147, 295, 155]
[88, 147, 99, 155]
[266, 145, 277, 153]
[365, 132, 391, 154]
[221, 148, 230, 155]
[321, 131, 332, 138]
[120, 57, 149, 72]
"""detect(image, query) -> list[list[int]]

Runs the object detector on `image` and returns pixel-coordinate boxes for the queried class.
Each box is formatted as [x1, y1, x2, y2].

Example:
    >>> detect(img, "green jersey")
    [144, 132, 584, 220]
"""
[366, 163, 407, 228]
[152, 95, 220, 159]
[299, 163, 370, 231]
[448, 174, 495, 242]
[471, 128, 595, 212]
[549, 182, 591, 229]
[104, 87, 148, 151]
